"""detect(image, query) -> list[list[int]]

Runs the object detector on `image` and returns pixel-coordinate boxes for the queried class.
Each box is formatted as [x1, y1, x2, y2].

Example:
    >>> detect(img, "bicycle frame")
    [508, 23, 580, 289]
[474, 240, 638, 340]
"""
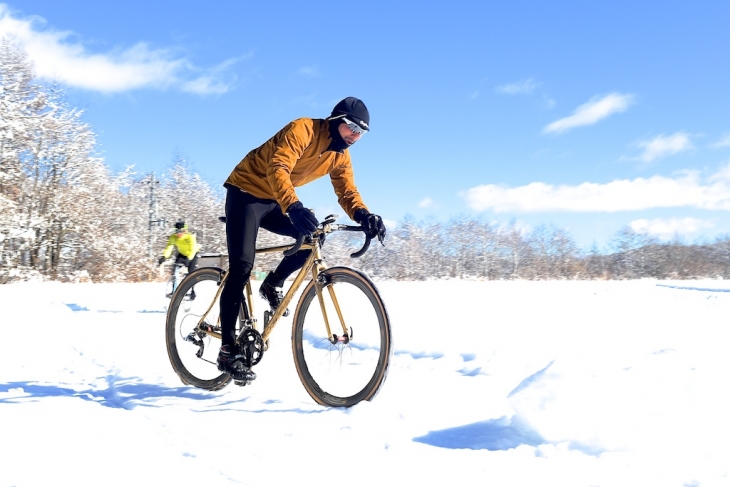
[193, 229, 350, 347]
[166, 215, 390, 405]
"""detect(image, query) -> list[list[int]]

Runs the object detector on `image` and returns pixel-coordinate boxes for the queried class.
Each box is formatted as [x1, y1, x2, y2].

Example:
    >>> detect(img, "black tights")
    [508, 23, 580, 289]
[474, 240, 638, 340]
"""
[219, 186, 310, 347]
[174, 253, 198, 275]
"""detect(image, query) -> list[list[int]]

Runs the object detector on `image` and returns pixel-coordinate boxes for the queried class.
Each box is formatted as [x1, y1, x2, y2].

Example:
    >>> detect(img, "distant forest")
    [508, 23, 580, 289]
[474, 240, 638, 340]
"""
[3, 38, 730, 284]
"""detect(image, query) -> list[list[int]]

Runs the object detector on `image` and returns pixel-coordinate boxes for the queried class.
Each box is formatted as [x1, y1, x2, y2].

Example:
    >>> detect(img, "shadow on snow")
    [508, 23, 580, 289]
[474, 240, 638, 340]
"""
[65, 302, 165, 314]
[656, 284, 730, 293]
[415, 361, 606, 455]
[413, 416, 544, 451]
[0, 376, 212, 410]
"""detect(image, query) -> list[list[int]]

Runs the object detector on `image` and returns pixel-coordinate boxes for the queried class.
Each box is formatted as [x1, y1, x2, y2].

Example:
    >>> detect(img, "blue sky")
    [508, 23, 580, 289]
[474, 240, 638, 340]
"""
[2, 1, 730, 249]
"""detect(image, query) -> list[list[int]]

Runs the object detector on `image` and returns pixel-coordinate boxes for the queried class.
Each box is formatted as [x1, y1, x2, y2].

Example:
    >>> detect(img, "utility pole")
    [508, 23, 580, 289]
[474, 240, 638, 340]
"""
[142, 172, 165, 258]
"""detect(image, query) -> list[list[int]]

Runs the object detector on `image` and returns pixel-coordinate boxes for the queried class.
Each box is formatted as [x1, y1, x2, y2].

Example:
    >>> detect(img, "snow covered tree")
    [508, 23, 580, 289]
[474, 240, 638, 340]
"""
[0, 38, 133, 282]
[0, 37, 43, 280]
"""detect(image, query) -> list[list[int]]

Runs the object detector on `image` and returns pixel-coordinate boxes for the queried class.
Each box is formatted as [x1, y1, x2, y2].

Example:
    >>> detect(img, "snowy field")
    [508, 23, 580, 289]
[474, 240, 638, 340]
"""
[1, 278, 729, 487]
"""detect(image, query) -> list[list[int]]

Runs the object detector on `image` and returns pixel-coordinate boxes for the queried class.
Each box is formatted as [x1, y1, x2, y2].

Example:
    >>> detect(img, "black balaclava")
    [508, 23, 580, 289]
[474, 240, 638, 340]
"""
[326, 97, 370, 153]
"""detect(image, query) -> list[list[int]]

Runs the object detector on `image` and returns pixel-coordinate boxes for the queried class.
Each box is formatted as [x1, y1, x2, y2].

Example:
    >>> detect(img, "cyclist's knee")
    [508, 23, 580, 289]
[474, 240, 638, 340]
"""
[229, 261, 253, 283]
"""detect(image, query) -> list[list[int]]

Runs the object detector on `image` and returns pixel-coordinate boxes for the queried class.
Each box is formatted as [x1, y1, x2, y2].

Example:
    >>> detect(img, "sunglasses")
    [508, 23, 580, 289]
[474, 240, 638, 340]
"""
[341, 117, 368, 135]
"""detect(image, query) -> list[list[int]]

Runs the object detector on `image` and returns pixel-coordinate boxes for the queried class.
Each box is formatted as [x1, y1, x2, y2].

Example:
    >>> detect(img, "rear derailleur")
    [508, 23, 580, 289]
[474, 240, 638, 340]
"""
[184, 321, 219, 359]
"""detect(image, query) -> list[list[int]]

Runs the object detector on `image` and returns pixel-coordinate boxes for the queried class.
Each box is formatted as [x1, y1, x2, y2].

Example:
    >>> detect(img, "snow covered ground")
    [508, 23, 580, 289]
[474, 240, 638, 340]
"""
[1, 278, 729, 487]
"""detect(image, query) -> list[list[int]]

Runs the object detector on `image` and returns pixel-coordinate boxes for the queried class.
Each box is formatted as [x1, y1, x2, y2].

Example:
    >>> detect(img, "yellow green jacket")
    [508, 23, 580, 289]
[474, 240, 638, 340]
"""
[224, 117, 368, 218]
[162, 232, 201, 259]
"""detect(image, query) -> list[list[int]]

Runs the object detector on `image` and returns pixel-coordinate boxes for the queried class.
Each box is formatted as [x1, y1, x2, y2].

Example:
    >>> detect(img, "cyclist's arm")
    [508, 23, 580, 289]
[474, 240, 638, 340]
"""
[266, 119, 314, 213]
[162, 235, 176, 259]
[330, 155, 368, 220]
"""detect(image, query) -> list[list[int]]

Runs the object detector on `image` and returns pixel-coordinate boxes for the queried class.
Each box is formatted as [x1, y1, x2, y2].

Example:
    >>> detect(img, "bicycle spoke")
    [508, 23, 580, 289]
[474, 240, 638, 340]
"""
[293, 268, 391, 407]
[166, 268, 231, 390]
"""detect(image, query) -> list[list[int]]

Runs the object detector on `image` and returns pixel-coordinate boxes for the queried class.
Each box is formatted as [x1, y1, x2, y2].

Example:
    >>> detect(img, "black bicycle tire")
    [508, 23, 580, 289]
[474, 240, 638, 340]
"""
[165, 266, 232, 391]
[291, 267, 392, 407]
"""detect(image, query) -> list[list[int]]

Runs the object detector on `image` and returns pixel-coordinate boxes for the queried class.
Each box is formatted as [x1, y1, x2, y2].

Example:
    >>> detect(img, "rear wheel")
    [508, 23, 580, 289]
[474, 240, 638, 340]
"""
[165, 267, 232, 390]
[292, 267, 392, 407]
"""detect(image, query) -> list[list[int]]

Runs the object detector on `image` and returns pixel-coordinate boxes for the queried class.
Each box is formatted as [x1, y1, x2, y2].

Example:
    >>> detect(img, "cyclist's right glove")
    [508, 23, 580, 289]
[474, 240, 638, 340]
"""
[287, 201, 318, 236]
[354, 208, 386, 244]
[158, 256, 166, 265]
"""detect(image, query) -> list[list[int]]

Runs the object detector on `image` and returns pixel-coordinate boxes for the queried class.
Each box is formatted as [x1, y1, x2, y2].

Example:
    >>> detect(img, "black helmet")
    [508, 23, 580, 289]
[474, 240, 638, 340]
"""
[330, 97, 370, 132]
[174, 220, 187, 230]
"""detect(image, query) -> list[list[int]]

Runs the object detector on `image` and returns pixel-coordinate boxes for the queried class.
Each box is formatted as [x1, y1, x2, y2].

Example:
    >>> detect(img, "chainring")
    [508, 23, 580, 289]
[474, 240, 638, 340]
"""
[236, 327, 265, 367]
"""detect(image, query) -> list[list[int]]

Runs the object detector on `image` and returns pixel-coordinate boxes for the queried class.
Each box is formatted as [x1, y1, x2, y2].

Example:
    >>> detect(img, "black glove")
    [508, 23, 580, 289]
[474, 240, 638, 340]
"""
[158, 256, 166, 265]
[287, 201, 319, 236]
[354, 208, 386, 243]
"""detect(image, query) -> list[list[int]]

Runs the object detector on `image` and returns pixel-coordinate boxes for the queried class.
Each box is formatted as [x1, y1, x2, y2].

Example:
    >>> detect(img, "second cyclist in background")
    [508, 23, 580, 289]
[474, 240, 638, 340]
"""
[158, 220, 201, 298]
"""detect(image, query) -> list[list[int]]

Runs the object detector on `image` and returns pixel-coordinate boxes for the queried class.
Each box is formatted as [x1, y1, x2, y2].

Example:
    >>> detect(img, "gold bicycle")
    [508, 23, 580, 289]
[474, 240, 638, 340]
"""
[165, 214, 392, 407]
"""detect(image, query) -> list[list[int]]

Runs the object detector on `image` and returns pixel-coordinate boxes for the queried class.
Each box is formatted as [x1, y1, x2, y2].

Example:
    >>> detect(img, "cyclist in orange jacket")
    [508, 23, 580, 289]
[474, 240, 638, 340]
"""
[218, 97, 386, 381]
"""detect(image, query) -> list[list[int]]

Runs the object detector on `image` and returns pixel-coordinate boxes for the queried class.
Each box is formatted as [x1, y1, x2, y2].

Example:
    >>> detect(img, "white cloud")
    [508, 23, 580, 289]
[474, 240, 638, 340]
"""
[543, 92, 635, 134]
[461, 164, 730, 213]
[297, 65, 320, 77]
[630, 217, 714, 240]
[0, 5, 240, 94]
[711, 133, 730, 148]
[418, 197, 435, 209]
[496, 78, 540, 95]
[632, 132, 693, 163]
[181, 58, 243, 95]
[180, 74, 229, 95]
[708, 159, 730, 182]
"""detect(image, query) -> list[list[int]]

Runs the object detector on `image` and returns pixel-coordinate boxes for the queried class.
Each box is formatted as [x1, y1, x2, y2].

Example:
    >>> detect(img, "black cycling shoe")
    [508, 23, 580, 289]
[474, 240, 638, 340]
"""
[259, 273, 289, 316]
[217, 345, 256, 381]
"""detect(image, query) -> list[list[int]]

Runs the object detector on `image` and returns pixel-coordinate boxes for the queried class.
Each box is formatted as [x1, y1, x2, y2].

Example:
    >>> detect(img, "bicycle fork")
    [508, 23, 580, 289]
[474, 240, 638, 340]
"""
[314, 268, 352, 345]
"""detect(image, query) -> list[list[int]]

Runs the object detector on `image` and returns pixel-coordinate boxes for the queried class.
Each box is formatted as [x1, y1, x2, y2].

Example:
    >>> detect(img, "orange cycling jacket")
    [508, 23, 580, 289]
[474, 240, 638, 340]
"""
[224, 117, 368, 219]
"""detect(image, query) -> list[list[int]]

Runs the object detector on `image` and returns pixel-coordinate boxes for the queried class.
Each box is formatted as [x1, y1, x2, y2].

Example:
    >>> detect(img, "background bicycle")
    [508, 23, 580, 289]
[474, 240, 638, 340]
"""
[163, 262, 188, 299]
[165, 214, 392, 407]
[162, 252, 226, 300]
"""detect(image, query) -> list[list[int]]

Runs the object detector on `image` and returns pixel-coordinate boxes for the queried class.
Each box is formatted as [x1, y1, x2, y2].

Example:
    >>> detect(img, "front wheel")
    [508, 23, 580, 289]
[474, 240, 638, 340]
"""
[292, 267, 392, 407]
[165, 267, 232, 390]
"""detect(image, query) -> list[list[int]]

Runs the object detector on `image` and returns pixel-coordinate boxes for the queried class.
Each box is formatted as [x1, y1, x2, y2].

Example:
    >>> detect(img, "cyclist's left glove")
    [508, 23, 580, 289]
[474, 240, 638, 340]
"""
[158, 256, 166, 265]
[354, 208, 386, 244]
[287, 201, 319, 236]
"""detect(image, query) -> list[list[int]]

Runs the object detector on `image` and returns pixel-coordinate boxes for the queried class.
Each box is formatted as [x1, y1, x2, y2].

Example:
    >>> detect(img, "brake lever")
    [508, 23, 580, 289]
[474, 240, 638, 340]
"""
[350, 234, 371, 258]
[283, 233, 306, 257]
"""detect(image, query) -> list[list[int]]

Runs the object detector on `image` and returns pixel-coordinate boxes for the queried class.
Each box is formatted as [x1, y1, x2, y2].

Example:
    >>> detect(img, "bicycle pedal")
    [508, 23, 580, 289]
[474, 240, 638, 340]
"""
[233, 380, 252, 387]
